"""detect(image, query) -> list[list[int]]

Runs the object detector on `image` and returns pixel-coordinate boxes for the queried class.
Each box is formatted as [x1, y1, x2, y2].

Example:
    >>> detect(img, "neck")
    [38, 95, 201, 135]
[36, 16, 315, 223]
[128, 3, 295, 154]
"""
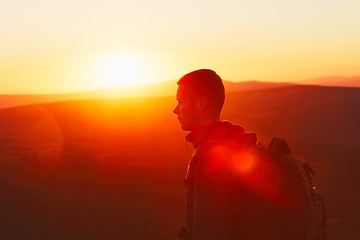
[186, 119, 221, 148]
[195, 115, 220, 128]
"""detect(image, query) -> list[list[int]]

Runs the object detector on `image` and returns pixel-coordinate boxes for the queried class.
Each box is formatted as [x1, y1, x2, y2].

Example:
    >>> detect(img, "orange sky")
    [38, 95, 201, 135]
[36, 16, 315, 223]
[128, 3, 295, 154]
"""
[1, 0, 360, 94]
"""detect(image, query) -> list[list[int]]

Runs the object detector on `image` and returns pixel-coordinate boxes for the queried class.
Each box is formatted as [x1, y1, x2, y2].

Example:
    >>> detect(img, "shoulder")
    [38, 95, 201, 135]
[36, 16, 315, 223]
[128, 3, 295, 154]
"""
[197, 140, 267, 179]
[196, 139, 258, 165]
[194, 140, 241, 184]
[196, 140, 235, 166]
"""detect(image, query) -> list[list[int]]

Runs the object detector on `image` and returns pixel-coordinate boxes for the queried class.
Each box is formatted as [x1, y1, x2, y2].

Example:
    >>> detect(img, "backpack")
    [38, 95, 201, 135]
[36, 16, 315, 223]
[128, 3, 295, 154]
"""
[265, 137, 327, 240]
[179, 136, 327, 240]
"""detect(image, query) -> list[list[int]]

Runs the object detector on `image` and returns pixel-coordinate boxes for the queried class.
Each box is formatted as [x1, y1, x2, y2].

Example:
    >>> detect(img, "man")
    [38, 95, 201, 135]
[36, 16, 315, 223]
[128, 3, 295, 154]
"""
[173, 69, 262, 240]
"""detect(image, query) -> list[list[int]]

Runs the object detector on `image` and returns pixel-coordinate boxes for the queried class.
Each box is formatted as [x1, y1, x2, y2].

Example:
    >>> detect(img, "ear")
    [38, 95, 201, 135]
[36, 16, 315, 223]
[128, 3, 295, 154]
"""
[194, 96, 209, 113]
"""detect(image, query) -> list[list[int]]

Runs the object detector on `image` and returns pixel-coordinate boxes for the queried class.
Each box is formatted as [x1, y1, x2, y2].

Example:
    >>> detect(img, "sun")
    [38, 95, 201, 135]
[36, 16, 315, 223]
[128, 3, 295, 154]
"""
[93, 52, 154, 88]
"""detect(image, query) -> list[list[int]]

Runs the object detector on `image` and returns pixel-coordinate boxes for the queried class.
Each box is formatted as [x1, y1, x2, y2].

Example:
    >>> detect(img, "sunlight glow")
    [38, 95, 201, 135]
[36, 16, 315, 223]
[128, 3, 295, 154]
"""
[232, 151, 257, 175]
[93, 52, 155, 88]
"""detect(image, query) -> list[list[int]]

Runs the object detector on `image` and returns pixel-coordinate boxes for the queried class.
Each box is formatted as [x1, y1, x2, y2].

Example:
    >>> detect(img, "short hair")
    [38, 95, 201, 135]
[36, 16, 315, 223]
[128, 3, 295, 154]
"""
[177, 69, 225, 114]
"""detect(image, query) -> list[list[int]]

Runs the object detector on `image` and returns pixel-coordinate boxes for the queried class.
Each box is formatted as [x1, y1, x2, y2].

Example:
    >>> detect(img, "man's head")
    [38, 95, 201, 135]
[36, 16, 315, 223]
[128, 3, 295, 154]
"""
[173, 69, 225, 131]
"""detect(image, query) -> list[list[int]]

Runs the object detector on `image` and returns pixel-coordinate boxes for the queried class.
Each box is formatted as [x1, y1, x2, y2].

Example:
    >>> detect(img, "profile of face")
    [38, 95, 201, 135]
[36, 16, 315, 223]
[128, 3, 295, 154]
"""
[173, 85, 200, 131]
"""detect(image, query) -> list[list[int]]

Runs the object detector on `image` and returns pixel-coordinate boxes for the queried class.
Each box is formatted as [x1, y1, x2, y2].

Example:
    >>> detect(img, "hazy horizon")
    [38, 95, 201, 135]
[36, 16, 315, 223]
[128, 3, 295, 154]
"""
[1, 75, 360, 95]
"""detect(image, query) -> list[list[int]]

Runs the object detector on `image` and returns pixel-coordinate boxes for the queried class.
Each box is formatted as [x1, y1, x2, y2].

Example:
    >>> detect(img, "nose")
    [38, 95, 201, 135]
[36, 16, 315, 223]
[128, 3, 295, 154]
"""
[173, 104, 179, 115]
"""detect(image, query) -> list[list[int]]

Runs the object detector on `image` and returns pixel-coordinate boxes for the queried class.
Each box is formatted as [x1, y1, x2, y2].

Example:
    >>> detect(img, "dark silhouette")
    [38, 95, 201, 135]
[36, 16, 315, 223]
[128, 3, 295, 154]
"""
[173, 69, 258, 239]
[173, 69, 326, 240]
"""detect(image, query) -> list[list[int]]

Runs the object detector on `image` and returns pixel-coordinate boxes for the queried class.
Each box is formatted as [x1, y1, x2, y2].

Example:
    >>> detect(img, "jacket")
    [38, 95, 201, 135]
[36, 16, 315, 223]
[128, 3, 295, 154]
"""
[183, 121, 258, 240]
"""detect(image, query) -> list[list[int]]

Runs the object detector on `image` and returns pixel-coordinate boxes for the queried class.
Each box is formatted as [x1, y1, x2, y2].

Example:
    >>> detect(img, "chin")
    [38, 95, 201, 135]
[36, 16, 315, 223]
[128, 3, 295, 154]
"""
[180, 124, 192, 131]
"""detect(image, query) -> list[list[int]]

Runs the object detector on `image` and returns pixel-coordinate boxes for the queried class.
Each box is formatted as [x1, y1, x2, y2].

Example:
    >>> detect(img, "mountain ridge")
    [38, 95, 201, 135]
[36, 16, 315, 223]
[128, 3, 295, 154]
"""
[300, 75, 360, 87]
[0, 80, 295, 109]
[1, 75, 359, 110]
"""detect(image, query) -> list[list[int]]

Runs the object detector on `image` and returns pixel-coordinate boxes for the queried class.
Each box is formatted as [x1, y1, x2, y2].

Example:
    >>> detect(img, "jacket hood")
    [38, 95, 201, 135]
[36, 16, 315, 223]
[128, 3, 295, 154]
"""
[186, 121, 257, 149]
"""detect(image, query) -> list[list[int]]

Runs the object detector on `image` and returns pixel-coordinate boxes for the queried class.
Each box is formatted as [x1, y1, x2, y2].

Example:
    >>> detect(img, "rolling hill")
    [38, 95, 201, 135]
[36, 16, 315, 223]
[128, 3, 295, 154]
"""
[0, 85, 359, 239]
[301, 76, 360, 88]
